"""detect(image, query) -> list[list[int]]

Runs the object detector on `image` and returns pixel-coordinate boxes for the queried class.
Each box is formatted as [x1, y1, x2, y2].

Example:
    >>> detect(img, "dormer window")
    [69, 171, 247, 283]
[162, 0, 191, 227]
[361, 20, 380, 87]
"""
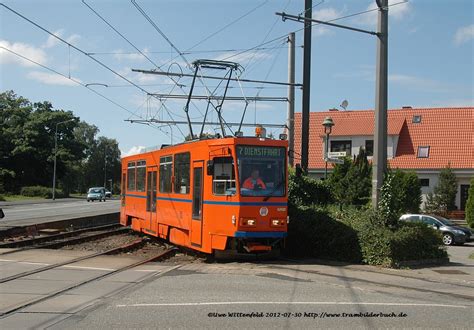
[412, 115, 422, 123]
[417, 146, 430, 158]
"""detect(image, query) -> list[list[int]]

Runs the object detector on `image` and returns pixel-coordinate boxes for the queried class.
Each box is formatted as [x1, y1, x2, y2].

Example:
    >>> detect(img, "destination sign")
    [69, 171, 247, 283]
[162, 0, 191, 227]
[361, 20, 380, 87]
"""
[237, 146, 283, 158]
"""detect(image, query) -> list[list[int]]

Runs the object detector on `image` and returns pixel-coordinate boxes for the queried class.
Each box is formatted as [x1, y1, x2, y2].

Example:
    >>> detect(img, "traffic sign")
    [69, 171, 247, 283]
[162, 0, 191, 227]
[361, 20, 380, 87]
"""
[326, 157, 344, 164]
[328, 151, 347, 157]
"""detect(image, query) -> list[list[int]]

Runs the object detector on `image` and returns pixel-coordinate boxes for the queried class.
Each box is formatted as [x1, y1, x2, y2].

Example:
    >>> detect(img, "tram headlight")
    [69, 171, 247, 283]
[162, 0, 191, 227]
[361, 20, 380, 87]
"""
[271, 219, 286, 227]
[240, 218, 256, 227]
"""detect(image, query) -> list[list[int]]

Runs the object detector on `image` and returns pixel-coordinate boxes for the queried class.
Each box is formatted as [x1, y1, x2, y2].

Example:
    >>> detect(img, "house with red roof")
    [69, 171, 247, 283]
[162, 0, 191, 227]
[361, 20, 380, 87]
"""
[294, 107, 473, 211]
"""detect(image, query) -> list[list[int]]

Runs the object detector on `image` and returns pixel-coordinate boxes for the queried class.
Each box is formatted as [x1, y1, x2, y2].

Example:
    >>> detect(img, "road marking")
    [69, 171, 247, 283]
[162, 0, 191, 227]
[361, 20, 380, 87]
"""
[20, 261, 50, 266]
[116, 302, 469, 309]
[62, 265, 115, 271]
[0, 259, 51, 266]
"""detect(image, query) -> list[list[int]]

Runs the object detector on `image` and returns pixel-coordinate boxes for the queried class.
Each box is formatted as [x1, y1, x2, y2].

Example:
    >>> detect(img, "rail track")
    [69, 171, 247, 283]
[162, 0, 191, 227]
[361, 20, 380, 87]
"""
[0, 224, 128, 255]
[0, 243, 177, 317]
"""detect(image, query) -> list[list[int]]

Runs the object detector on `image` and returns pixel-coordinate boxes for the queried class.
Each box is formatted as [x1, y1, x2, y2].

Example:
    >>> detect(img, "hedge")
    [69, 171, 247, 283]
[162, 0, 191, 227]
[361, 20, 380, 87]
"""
[20, 186, 65, 199]
[284, 205, 362, 263]
[285, 206, 447, 267]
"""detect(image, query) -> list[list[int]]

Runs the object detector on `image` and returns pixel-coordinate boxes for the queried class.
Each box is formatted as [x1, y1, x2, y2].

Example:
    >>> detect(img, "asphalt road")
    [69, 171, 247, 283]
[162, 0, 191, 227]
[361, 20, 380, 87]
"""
[0, 246, 472, 329]
[0, 199, 120, 226]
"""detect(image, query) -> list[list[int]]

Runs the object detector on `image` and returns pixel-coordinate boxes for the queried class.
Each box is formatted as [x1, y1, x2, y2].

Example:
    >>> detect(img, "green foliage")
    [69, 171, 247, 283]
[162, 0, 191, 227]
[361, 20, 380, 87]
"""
[401, 170, 422, 213]
[335, 208, 447, 267]
[378, 169, 422, 226]
[423, 164, 458, 214]
[465, 177, 474, 229]
[378, 171, 404, 227]
[20, 186, 65, 199]
[0, 91, 122, 195]
[328, 148, 372, 208]
[0, 195, 5, 201]
[435, 164, 458, 211]
[285, 205, 362, 262]
[288, 169, 331, 207]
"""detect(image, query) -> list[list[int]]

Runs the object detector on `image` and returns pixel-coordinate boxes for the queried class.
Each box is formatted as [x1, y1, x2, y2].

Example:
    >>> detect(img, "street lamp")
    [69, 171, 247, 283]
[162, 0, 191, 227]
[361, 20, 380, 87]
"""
[322, 116, 334, 179]
[52, 119, 74, 200]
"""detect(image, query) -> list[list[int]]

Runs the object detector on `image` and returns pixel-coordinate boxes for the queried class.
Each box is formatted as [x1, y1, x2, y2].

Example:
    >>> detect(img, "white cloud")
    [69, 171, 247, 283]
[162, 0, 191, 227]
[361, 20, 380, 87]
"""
[454, 24, 474, 45]
[312, 7, 345, 37]
[354, 0, 412, 27]
[43, 29, 81, 48]
[27, 71, 80, 86]
[0, 40, 48, 67]
[122, 146, 146, 157]
[113, 48, 150, 62]
[213, 50, 271, 64]
[388, 74, 460, 93]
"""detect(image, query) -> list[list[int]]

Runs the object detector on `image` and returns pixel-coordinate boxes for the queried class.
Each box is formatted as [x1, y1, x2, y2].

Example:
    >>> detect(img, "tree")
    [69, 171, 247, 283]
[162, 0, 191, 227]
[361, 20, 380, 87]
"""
[465, 177, 474, 229]
[346, 147, 372, 205]
[425, 164, 458, 214]
[400, 170, 422, 213]
[434, 164, 458, 211]
[378, 171, 404, 227]
[328, 156, 352, 209]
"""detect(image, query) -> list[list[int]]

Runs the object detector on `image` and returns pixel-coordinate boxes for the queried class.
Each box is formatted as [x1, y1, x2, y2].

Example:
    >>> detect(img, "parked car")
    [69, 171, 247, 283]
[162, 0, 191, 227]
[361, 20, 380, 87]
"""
[105, 190, 112, 198]
[87, 187, 106, 202]
[399, 214, 473, 245]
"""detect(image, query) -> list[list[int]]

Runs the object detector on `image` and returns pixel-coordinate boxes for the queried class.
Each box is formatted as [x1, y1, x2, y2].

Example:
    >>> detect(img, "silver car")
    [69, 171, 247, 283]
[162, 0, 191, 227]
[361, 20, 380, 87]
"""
[87, 187, 106, 202]
[399, 214, 472, 245]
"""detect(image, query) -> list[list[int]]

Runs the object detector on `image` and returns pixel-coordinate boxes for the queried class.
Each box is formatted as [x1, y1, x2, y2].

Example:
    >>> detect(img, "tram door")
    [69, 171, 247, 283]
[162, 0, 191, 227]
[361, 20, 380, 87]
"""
[191, 161, 204, 247]
[120, 170, 127, 225]
[146, 167, 157, 230]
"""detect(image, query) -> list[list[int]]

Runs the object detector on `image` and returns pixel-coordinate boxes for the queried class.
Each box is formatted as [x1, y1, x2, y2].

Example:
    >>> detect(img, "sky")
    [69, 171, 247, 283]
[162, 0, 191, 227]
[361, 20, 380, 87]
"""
[1, 0, 473, 156]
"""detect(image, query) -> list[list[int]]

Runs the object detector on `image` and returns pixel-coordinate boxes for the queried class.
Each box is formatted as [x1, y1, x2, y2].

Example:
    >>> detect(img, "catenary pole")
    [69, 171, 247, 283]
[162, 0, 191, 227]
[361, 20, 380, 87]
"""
[287, 32, 295, 167]
[372, 0, 388, 208]
[301, 0, 312, 173]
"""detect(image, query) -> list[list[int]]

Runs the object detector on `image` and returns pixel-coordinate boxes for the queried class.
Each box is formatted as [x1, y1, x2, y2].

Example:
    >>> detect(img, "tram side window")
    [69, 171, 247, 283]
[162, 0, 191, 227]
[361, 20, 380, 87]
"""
[136, 160, 146, 192]
[174, 152, 190, 194]
[213, 157, 236, 196]
[127, 162, 136, 191]
[159, 155, 173, 193]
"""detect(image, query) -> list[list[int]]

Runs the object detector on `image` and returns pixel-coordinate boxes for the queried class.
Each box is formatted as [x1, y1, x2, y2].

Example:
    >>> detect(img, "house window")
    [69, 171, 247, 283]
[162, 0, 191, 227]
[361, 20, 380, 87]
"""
[174, 152, 190, 194]
[330, 140, 351, 156]
[136, 161, 146, 192]
[365, 140, 373, 156]
[412, 115, 422, 123]
[417, 146, 430, 158]
[159, 156, 173, 193]
[419, 178, 430, 187]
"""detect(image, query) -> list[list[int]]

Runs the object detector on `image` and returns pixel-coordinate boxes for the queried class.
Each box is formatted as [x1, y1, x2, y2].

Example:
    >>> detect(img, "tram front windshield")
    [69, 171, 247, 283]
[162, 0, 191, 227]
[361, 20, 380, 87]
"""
[236, 145, 286, 197]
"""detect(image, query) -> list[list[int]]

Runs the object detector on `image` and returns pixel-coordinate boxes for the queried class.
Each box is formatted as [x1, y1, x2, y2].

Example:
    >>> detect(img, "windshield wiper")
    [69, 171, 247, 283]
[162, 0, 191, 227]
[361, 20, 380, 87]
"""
[263, 177, 284, 201]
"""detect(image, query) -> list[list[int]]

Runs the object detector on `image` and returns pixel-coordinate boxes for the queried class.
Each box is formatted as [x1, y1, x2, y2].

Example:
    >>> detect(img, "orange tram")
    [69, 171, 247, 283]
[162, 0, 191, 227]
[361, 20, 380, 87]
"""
[120, 134, 288, 255]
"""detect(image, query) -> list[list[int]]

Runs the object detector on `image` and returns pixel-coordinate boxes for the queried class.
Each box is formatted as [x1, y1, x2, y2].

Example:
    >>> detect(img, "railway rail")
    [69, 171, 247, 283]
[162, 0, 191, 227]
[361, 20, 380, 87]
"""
[0, 224, 128, 255]
[0, 244, 177, 317]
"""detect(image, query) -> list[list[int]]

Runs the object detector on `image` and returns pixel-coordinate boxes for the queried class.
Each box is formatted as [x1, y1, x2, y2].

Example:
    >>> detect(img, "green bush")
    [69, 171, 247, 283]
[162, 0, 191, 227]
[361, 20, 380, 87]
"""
[20, 186, 65, 199]
[285, 205, 362, 262]
[336, 208, 447, 267]
[0, 194, 5, 201]
[288, 170, 331, 207]
[465, 177, 474, 229]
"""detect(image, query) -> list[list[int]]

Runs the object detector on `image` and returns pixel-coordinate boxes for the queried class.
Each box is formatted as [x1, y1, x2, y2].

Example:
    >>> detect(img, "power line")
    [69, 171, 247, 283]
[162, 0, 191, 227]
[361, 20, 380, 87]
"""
[221, 0, 409, 62]
[0, 46, 157, 126]
[85, 46, 288, 56]
[131, 0, 191, 68]
[0, 3, 190, 132]
[186, 0, 269, 51]
[83, 0, 199, 123]
[82, 0, 162, 69]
